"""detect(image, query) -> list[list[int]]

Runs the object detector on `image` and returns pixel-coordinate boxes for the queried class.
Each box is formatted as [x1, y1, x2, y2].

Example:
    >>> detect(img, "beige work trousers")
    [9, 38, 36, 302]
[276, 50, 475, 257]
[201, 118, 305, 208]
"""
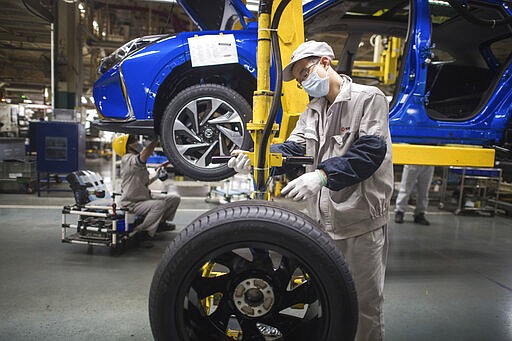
[335, 225, 388, 341]
[130, 193, 181, 237]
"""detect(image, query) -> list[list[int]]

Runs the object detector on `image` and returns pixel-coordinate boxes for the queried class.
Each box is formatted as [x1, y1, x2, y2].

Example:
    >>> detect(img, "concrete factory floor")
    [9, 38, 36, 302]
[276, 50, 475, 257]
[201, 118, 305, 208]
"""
[0, 160, 511, 340]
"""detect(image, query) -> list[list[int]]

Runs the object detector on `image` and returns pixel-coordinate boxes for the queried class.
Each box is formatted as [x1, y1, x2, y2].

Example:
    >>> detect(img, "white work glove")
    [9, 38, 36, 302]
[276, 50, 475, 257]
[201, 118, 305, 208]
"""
[281, 170, 327, 201]
[227, 150, 251, 175]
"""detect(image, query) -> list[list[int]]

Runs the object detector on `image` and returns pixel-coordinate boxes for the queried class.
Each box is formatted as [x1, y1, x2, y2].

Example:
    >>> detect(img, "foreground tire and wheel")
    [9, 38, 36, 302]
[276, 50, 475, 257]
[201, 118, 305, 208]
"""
[149, 200, 358, 341]
[160, 84, 253, 181]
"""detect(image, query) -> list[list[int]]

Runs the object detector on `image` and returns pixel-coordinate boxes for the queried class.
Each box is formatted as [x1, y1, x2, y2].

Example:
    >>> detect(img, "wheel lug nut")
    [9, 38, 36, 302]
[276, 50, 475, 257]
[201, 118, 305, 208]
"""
[234, 286, 245, 298]
[254, 279, 267, 289]
[241, 306, 254, 315]
[263, 297, 273, 310]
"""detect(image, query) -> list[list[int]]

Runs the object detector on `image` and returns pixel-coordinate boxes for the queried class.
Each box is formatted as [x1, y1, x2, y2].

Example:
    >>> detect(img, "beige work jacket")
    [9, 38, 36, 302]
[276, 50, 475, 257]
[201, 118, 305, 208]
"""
[120, 153, 152, 207]
[287, 76, 394, 239]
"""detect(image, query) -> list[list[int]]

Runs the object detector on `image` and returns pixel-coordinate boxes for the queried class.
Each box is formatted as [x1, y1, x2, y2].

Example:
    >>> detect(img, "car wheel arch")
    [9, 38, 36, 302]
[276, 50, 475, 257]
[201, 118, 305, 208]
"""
[151, 61, 256, 134]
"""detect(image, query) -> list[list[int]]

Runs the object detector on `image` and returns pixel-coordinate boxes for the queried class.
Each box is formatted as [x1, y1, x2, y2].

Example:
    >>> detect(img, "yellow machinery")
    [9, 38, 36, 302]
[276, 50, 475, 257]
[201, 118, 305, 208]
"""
[245, 0, 309, 199]
[352, 35, 402, 85]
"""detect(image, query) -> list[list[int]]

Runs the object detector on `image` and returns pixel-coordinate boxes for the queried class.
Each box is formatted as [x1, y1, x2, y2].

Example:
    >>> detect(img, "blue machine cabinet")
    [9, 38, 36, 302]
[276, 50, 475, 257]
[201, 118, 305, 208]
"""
[32, 121, 85, 195]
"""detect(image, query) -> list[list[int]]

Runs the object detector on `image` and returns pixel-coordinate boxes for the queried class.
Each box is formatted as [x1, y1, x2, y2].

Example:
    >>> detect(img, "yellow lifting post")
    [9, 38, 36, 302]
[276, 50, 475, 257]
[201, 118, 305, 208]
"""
[384, 36, 401, 85]
[247, 0, 274, 199]
[272, 0, 309, 143]
[247, 0, 307, 199]
[352, 36, 401, 85]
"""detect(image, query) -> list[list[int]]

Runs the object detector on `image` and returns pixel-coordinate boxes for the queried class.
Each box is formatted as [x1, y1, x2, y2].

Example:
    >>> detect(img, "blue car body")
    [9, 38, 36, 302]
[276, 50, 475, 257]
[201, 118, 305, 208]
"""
[388, 0, 512, 146]
[93, 0, 512, 180]
[94, 30, 258, 121]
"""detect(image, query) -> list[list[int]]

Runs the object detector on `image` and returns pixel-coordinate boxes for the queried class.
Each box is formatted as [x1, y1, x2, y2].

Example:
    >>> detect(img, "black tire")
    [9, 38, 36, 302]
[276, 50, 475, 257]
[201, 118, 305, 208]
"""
[149, 200, 358, 341]
[161, 84, 253, 181]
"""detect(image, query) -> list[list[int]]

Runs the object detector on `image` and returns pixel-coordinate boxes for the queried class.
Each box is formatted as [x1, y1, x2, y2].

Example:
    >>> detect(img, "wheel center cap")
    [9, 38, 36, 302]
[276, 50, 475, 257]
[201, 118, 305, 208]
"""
[204, 127, 214, 139]
[245, 288, 264, 305]
[233, 278, 274, 317]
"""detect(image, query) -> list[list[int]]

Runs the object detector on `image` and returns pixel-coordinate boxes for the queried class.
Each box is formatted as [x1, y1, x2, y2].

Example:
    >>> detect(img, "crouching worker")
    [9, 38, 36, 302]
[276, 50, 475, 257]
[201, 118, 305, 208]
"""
[112, 134, 181, 248]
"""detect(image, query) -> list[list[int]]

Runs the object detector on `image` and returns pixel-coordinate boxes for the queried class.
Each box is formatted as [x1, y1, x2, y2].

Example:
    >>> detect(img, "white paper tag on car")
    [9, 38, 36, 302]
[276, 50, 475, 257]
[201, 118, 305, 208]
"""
[188, 34, 239, 67]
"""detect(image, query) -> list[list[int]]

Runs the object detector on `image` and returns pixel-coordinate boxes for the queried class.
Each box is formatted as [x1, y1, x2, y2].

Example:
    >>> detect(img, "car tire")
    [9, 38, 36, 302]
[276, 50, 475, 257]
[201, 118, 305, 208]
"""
[160, 84, 253, 181]
[149, 200, 358, 341]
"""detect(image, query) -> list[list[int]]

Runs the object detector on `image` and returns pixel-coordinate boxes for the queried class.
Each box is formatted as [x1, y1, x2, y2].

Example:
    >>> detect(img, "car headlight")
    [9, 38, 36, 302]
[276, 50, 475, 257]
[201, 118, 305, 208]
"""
[98, 34, 165, 74]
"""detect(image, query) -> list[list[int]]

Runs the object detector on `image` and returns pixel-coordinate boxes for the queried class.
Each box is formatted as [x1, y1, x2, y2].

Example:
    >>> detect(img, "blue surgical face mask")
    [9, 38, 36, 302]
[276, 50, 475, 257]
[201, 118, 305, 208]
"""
[301, 64, 329, 98]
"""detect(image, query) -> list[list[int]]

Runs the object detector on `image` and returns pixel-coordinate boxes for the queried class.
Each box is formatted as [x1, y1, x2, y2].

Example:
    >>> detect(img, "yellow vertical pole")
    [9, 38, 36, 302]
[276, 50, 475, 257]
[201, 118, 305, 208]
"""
[253, 12, 272, 124]
[247, 0, 306, 198]
[248, 1, 274, 199]
[388, 37, 401, 84]
[274, 0, 309, 143]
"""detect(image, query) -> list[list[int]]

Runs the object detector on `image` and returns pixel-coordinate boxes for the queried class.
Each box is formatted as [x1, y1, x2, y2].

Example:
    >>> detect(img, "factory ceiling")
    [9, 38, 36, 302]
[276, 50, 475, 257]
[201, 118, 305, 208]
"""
[0, 0, 194, 104]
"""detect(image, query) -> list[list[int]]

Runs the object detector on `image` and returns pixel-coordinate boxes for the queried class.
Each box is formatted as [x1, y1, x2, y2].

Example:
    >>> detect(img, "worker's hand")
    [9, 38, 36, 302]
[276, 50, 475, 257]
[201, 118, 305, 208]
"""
[227, 150, 251, 175]
[281, 170, 326, 201]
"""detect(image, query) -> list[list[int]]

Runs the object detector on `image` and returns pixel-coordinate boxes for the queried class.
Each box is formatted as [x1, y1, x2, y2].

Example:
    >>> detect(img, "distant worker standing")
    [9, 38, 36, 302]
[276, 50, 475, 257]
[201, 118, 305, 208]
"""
[113, 134, 181, 247]
[394, 165, 435, 225]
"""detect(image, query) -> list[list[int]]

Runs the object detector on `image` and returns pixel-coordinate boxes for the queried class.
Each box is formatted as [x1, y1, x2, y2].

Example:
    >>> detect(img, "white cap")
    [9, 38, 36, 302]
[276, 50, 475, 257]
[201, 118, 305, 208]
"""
[282, 40, 335, 82]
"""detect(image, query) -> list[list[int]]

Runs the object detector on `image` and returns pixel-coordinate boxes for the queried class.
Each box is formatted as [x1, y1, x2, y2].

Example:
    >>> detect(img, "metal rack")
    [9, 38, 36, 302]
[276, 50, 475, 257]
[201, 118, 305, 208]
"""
[441, 167, 501, 216]
[0, 137, 37, 193]
[0, 158, 37, 193]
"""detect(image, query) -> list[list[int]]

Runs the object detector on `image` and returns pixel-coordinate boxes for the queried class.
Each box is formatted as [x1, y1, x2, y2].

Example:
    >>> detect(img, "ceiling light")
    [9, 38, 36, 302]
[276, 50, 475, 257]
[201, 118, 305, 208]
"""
[139, 0, 177, 3]
[246, 0, 259, 12]
[428, 0, 450, 6]
[246, 1, 314, 12]
[247, 4, 258, 11]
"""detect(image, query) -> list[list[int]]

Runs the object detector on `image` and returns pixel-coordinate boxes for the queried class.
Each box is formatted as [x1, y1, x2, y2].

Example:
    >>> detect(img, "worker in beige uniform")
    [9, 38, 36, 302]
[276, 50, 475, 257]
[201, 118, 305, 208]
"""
[394, 165, 435, 225]
[229, 41, 393, 340]
[112, 134, 181, 248]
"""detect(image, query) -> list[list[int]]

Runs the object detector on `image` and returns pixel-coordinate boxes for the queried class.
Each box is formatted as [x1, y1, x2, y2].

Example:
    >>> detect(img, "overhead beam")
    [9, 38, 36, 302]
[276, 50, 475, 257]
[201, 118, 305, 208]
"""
[5, 87, 45, 93]
[0, 44, 50, 52]
[86, 39, 125, 49]
[392, 144, 495, 167]
[0, 18, 51, 27]
[22, 0, 53, 23]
